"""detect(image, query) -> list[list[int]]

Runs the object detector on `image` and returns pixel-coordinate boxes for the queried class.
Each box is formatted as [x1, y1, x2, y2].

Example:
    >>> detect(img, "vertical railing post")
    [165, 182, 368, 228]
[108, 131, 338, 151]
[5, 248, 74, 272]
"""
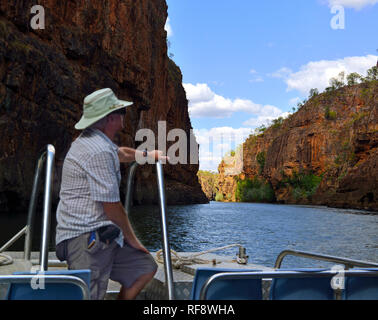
[124, 162, 138, 214]
[124, 159, 175, 299]
[24, 151, 46, 261]
[155, 161, 175, 300]
[39, 145, 55, 272]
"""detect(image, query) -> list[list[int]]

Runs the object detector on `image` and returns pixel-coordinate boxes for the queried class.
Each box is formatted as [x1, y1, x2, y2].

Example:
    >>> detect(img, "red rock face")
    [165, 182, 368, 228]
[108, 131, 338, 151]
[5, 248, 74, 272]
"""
[218, 83, 378, 211]
[0, 0, 207, 213]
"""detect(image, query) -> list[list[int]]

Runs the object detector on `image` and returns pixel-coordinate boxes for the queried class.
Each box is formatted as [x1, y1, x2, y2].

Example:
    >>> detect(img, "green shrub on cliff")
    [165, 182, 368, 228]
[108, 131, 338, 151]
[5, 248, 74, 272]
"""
[197, 170, 218, 200]
[256, 125, 266, 134]
[308, 88, 319, 99]
[324, 106, 337, 120]
[349, 111, 368, 125]
[235, 177, 275, 203]
[215, 192, 224, 202]
[364, 66, 378, 82]
[319, 68, 375, 98]
[282, 171, 322, 200]
[0, 20, 9, 36]
[329, 72, 345, 90]
[256, 151, 266, 174]
[271, 117, 284, 129]
[346, 72, 361, 85]
[334, 141, 357, 167]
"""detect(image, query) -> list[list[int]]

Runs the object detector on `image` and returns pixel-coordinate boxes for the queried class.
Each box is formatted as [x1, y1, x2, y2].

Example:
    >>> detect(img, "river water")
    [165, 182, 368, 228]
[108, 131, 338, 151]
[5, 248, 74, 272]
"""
[1, 202, 377, 269]
[129, 202, 378, 268]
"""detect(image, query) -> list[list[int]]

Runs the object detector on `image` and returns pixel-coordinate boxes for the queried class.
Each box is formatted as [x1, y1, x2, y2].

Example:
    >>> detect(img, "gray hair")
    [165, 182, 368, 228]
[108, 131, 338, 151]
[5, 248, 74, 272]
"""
[89, 115, 109, 130]
[89, 109, 124, 130]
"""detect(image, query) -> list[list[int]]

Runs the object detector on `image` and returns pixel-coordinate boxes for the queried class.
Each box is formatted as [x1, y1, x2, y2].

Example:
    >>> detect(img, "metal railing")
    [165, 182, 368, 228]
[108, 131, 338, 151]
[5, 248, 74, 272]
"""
[39, 145, 55, 271]
[0, 226, 28, 254]
[125, 161, 175, 300]
[24, 149, 47, 260]
[1, 148, 174, 299]
[0, 144, 91, 300]
[124, 161, 139, 214]
[274, 249, 378, 269]
[0, 145, 55, 267]
[199, 269, 378, 300]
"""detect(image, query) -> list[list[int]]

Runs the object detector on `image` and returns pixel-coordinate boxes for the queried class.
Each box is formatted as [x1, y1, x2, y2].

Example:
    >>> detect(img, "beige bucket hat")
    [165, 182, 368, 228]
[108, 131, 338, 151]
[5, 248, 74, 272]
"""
[75, 88, 133, 130]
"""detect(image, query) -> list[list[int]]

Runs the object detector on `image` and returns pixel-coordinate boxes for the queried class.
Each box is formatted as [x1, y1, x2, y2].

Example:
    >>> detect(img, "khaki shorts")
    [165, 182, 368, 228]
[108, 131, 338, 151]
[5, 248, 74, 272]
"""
[56, 232, 158, 300]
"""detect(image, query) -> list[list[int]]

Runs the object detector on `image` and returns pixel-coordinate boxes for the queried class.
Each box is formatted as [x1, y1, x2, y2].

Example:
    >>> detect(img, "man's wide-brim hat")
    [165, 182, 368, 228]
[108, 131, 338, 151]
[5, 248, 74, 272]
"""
[75, 88, 133, 130]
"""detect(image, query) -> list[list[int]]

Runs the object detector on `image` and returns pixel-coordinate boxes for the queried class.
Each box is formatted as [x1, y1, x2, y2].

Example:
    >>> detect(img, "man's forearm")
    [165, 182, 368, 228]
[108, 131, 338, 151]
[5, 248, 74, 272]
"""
[118, 147, 144, 163]
[118, 147, 168, 163]
[103, 202, 139, 242]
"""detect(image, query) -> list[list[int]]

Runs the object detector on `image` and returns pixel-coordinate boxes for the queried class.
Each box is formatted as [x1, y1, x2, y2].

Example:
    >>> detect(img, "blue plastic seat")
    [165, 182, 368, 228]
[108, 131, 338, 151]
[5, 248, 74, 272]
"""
[190, 267, 262, 300]
[6, 269, 91, 300]
[343, 268, 378, 300]
[270, 268, 334, 300]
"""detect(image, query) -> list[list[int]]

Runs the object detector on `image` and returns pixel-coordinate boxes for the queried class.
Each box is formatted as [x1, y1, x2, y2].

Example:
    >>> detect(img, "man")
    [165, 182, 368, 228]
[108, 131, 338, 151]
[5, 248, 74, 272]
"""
[56, 88, 164, 300]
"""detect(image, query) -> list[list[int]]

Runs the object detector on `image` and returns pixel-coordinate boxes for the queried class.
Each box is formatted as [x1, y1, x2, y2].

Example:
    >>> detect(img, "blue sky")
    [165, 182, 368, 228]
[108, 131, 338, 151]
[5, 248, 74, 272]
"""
[165, 0, 378, 171]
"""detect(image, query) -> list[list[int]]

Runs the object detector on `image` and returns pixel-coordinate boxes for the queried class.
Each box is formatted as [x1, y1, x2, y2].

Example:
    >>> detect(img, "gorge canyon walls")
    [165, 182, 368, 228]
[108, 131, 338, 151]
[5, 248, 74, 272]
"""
[217, 82, 377, 211]
[0, 0, 208, 214]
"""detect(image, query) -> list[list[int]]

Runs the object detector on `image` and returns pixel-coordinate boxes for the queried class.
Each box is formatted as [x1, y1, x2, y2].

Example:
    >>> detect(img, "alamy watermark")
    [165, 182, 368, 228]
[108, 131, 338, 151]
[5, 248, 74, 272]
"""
[30, 5, 45, 30]
[29, 5, 345, 32]
[28, 263, 347, 292]
[330, 5, 345, 30]
[29, 5, 346, 31]
[133, 121, 244, 174]
[331, 264, 345, 290]
[30, 266, 45, 290]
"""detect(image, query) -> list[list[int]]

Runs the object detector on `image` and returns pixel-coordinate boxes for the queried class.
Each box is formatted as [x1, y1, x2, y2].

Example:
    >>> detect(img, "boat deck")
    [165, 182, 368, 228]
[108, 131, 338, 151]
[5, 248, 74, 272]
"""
[0, 251, 274, 300]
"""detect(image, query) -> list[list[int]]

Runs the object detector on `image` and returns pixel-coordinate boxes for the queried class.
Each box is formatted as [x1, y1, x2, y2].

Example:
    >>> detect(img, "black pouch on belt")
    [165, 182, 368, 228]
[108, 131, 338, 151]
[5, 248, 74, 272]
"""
[98, 225, 120, 245]
[56, 240, 68, 261]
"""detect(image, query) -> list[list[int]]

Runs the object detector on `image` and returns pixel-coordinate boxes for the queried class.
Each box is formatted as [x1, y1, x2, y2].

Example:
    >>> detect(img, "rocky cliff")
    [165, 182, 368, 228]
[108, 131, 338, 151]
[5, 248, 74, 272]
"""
[197, 170, 218, 200]
[217, 80, 378, 211]
[0, 0, 207, 214]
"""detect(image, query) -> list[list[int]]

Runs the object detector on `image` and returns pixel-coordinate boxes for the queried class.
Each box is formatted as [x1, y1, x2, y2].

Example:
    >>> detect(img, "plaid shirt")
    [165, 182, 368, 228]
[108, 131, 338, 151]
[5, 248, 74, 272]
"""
[56, 128, 123, 245]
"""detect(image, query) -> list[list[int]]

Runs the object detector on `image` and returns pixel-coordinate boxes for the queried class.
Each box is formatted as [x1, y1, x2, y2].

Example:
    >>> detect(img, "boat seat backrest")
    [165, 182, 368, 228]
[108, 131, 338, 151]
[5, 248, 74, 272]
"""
[190, 267, 262, 300]
[342, 268, 378, 300]
[6, 269, 91, 300]
[269, 268, 335, 300]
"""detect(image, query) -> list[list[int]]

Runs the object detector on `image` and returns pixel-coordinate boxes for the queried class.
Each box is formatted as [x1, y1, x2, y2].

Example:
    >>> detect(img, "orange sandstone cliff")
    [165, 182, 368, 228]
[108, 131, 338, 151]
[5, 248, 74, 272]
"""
[0, 0, 207, 214]
[217, 82, 378, 211]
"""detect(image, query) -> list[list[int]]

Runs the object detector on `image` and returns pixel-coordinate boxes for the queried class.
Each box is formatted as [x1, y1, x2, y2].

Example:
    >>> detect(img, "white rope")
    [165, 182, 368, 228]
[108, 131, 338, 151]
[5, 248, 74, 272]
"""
[0, 253, 13, 266]
[156, 244, 245, 269]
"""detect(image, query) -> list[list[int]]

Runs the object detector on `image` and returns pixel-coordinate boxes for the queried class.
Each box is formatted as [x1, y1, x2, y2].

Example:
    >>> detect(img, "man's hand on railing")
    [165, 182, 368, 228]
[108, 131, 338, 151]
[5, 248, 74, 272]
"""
[118, 147, 136, 163]
[118, 147, 169, 163]
[147, 150, 170, 162]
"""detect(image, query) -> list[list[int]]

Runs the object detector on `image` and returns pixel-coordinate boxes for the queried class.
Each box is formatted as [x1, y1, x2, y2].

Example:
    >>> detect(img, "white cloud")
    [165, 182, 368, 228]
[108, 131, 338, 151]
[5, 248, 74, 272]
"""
[242, 116, 273, 127]
[210, 80, 225, 87]
[289, 97, 301, 106]
[242, 112, 291, 128]
[248, 69, 264, 83]
[183, 83, 215, 104]
[194, 127, 252, 171]
[216, 143, 231, 151]
[327, 0, 378, 9]
[194, 127, 252, 147]
[184, 83, 283, 119]
[165, 17, 173, 37]
[272, 55, 377, 95]
[241, 103, 290, 128]
[268, 67, 293, 79]
[249, 77, 264, 83]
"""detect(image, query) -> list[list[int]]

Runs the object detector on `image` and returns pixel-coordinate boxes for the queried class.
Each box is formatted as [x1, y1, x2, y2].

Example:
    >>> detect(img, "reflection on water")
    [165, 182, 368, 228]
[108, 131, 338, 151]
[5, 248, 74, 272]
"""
[128, 202, 378, 268]
[1, 202, 377, 268]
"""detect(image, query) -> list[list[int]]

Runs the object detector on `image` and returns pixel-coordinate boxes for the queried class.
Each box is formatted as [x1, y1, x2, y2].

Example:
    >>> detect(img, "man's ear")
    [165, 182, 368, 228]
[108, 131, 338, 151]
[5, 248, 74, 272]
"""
[107, 113, 116, 122]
